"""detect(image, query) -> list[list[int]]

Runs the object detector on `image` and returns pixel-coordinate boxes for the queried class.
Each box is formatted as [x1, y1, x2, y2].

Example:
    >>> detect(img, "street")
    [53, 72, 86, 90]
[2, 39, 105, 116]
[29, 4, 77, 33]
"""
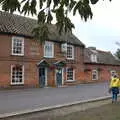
[0, 82, 110, 115]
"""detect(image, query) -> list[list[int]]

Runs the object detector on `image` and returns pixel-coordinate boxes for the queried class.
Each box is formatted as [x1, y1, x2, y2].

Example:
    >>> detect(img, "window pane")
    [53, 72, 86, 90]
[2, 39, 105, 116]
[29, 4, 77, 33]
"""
[67, 45, 74, 59]
[67, 68, 74, 81]
[12, 65, 23, 84]
[92, 70, 98, 80]
[12, 37, 24, 55]
[44, 41, 53, 57]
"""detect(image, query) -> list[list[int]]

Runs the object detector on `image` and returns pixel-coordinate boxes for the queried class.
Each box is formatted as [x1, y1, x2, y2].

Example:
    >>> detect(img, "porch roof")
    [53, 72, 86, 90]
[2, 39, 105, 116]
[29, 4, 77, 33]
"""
[37, 60, 50, 67]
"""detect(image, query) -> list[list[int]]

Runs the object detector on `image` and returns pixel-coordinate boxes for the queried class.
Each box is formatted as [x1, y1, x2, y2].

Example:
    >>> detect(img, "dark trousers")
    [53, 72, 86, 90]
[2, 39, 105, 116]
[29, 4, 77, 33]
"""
[112, 93, 117, 101]
[112, 87, 119, 102]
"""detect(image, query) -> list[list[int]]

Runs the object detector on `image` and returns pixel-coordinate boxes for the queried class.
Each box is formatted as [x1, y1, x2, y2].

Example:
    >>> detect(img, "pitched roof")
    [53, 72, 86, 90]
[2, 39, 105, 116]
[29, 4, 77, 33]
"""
[84, 48, 120, 65]
[0, 11, 85, 46]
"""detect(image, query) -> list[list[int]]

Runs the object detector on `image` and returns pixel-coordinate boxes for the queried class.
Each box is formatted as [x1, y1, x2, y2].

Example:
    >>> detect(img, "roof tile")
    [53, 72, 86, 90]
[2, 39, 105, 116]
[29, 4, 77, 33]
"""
[0, 11, 84, 46]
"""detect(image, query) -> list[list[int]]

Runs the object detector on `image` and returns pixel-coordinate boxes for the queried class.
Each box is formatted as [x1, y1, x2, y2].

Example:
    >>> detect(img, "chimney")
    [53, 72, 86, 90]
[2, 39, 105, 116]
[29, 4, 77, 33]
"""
[88, 47, 96, 50]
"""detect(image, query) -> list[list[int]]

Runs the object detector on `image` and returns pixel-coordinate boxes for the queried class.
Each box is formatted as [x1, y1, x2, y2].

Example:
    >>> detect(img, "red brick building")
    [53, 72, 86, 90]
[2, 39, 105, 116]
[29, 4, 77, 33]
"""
[0, 11, 85, 88]
[0, 11, 120, 89]
[84, 47, 120, 83]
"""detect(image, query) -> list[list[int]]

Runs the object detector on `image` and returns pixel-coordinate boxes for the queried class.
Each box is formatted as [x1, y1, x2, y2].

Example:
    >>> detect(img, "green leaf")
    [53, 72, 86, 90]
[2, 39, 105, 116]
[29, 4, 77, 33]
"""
[39, 0, 46, 9]
[32, 23, 49, 43]
[21, 1, 30, 15]
[53, 0, 59, 8]
[64, 0, 69, 7]
[1, 0, 20, 13]
[30, 0, 37, 15]
[21, 0, 27, 3]
[69, 0, 76, 12]
[73, 0, 93, 21]
[90, 0, 99, 4]
[47, 0, 51, 7]
[38, 10, 46, 23]
[47, 11, 53, 23]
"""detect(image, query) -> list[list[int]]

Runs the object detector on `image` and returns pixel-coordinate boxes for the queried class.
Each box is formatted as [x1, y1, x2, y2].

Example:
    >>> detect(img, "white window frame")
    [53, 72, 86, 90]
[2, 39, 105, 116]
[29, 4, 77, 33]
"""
[92, 70, 98, 80]
[66, 68, 75, 81]
[91, 54, 97, 62]
[44, 41, 54, 58]
[11, 65, 24, 85]
[67, 44, 74, 60]
[12, 36, 24, 56]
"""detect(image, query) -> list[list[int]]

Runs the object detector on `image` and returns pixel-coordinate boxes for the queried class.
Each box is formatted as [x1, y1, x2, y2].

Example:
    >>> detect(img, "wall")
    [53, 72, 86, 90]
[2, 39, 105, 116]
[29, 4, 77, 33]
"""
[0, 34, 84, 88]
[84, 64, 120, 83]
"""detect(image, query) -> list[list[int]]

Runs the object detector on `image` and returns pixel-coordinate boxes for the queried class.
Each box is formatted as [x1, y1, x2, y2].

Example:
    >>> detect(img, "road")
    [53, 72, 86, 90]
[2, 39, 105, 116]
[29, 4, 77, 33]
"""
[0, 82, 110, 114]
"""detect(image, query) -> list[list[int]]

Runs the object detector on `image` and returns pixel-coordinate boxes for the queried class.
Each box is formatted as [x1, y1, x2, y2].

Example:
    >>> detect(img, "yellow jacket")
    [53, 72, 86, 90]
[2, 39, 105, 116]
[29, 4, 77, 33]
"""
[109, 78, 120, 88]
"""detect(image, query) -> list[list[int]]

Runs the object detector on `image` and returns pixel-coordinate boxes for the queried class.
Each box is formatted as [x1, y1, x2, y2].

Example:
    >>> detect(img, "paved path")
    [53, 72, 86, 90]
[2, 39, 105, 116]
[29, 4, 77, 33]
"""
[0, 82, 110, 114]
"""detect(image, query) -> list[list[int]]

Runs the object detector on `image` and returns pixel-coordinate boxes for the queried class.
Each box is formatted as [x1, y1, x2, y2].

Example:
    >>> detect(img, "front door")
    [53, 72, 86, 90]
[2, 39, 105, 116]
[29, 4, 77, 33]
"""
[56, 68, 62, 87]
[39, 67, 46, 87]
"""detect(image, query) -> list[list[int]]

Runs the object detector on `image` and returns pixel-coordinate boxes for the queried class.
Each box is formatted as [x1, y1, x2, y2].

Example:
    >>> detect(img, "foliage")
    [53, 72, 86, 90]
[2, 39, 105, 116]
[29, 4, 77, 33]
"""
[0, 0, 112, 42]
[115, 49, 120, 60]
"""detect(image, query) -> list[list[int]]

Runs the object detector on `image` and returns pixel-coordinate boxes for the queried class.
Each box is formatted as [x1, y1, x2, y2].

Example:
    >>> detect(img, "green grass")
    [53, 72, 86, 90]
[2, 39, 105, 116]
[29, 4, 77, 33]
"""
[52, 102, 120, 120]
[5, 101, 120, 120]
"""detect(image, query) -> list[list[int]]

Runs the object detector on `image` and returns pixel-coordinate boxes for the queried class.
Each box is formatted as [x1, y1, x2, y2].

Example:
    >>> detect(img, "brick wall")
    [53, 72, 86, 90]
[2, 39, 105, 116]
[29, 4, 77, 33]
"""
[1, 33, 119, 88]
[0, 34, 85, 88]
[84, 64, 120, 83]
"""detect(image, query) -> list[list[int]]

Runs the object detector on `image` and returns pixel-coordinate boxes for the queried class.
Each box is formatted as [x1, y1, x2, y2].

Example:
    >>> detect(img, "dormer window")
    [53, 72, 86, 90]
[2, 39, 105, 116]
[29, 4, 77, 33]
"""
[91, 54, 97, 62]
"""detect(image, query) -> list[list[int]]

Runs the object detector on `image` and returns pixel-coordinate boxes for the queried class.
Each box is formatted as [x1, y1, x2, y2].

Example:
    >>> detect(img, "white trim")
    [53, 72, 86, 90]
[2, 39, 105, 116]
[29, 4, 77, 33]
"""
[62, 68, 64, 85]
[11, 36, 24, 56]
[67, 44, 74, 60]
[92, 70, 98, 80]
[44, 41, 54, 58]
[54, 69, 56, 85]
[91, 54, 97, 63]
[11, 65, 24, 85]
[66, 67, 75, 81]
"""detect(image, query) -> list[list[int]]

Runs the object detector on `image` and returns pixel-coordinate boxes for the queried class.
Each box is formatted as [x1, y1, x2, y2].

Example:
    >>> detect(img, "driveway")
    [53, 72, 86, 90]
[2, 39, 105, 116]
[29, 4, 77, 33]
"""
[0, 82, 110, 114]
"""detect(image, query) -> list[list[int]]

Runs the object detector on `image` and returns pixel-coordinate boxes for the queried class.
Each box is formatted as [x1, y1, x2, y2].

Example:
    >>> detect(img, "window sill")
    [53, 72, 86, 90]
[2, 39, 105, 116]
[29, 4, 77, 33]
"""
[11, 54, 24, 56]
[92, 79, 98, 81]
[65, 80, 76, 82]
[66, 58, 74, 60]
[43, 56, 54, 58]
[11, 83, 24, 85]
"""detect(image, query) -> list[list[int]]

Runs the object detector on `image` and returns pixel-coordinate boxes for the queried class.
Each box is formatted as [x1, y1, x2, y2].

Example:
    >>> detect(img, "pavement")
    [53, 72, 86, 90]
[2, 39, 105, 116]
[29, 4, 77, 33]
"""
[0, 82, 110, 117]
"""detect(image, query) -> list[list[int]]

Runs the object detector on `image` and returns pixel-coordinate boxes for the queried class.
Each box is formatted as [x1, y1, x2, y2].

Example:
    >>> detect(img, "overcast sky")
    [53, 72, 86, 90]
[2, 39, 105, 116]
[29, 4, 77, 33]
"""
[72, 0, 120, 53]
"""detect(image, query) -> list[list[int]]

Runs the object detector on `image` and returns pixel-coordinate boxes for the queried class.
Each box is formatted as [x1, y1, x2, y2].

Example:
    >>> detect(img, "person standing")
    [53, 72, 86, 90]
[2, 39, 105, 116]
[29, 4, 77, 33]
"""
[109, 75, 120, 103]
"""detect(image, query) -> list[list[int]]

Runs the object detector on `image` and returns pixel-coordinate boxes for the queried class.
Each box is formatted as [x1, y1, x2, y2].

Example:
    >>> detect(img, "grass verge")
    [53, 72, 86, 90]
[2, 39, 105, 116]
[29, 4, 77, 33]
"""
[52, 102, 120, 120]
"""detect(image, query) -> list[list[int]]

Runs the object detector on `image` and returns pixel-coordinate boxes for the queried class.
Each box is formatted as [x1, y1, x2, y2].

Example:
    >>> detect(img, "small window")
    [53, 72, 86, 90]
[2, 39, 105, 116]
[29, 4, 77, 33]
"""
[92, 70, 98, 80]
[44, 41, 54, 58]
[12, 36, 24, 56]
[67, 68, 74, 81]
[67, 44, 74, 59]
[91, 54, 97, 62]
[11, 65, 24, 85]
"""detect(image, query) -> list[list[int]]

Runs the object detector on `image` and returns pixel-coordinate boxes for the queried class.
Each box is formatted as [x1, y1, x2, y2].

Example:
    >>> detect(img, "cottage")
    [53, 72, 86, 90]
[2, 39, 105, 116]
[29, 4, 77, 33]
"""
[84, 47, 120, 83]
[0, 11, 85, 88]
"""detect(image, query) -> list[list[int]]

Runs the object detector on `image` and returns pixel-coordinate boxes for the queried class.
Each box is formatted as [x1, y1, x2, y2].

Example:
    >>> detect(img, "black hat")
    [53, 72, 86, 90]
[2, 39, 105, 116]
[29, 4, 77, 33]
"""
[114, 75, 117, 78]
